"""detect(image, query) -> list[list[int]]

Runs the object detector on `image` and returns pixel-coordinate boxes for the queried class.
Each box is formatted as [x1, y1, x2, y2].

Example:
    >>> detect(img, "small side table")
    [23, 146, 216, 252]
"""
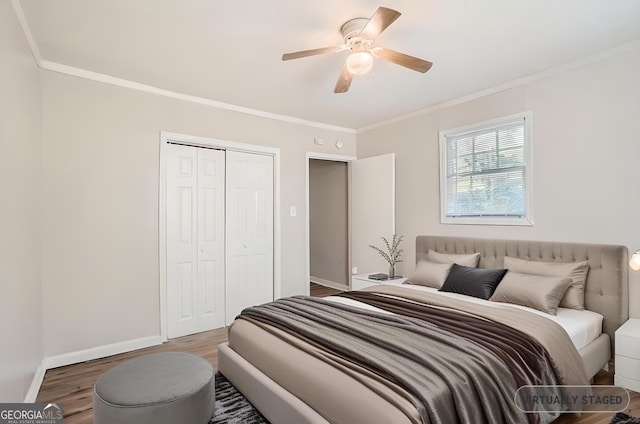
[615, 318, 640, 392]
[351, 273, 407, 291]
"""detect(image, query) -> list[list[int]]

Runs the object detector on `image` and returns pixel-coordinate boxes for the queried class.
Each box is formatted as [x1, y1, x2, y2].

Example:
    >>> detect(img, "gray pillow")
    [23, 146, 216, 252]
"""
[406, 260, 452, 289]
[439, 263, 507, 300]
[490, 272, 573, 315]
[426, 249, 480, 267]
[503, 256, 589, 310]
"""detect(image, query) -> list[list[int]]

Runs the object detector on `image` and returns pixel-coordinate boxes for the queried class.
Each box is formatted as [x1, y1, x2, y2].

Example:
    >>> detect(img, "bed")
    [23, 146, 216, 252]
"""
[218, 236, 628, 424]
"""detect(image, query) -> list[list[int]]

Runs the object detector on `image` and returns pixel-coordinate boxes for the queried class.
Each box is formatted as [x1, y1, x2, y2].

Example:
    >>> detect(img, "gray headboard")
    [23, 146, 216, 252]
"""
[416, 235, 628, 353]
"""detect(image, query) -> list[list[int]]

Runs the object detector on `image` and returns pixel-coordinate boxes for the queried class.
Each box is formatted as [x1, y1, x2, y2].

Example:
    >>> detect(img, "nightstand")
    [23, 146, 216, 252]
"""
[351, 273, 407, 291]
[615, 318, 640, 392]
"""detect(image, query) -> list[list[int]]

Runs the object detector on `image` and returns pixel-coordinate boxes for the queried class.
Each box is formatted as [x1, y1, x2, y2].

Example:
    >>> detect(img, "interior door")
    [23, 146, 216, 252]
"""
[166, 144, 225, 338]
[225, 151, 274, 324]
[350, 153, 395, 278]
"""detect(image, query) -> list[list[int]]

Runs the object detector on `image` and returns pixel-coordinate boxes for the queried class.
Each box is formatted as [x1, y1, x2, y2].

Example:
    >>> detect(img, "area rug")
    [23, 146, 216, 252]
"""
[210, 375, 640, 424]
[612, 412, 640, 424]
[210, 372, 269, 424]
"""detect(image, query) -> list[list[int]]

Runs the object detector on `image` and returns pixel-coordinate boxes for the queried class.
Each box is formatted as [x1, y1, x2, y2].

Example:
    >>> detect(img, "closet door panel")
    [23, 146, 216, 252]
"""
[196, 148, 226, 331]
[166, 144, 199, 338]
[167, 145, 226, 338]
[226, 151, 274, 324]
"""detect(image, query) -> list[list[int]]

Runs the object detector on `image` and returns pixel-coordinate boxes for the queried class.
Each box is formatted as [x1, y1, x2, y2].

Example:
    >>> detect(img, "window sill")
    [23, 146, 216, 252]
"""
[441, 216, 533, 226]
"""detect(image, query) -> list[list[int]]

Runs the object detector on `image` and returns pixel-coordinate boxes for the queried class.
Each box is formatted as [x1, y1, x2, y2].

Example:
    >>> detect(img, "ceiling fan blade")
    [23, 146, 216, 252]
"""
[372, 48, 433, 73]
[282, 46, 342, 61]
[358, 7, 401, 40]
[334, 65, 353, 93]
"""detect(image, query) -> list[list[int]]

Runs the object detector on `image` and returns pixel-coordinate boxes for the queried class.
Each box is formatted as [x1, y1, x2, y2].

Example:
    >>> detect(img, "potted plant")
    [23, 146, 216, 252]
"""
[369, 234, 404, 279]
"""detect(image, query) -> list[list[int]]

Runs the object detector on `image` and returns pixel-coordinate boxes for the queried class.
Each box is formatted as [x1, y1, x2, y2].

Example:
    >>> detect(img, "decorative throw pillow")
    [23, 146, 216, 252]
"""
[490, 272, 573, 315]
[439, 263, 507, 300]
[406, 261, 453, 289]
[426, 249, 481, 267]
[503, 257, 590, 310]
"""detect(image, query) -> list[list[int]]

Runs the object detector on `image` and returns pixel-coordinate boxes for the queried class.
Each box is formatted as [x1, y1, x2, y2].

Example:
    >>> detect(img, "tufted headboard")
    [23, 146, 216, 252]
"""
[416, 235, 628, 354]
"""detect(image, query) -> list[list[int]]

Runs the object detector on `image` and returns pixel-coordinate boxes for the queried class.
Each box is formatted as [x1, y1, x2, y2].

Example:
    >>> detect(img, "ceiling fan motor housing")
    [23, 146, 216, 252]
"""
[340, 17, 371, 46]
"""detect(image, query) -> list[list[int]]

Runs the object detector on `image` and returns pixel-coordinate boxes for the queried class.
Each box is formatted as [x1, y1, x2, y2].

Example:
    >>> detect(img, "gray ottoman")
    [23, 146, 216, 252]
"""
[93, 352, 215, 424]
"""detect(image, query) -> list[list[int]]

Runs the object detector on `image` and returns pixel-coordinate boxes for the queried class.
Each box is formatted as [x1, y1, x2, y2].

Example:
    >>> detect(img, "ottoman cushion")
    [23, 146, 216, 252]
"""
[93, 352, 214, 424]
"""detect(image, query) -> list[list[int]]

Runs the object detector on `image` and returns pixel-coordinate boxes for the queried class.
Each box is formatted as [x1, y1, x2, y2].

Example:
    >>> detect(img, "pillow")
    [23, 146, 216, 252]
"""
[490, 272, 573, 315]
[439, 263, 507, 300]
[405, 260, 453, 289]
[426, 249, 481, 267]
[503, 256, 590, 310]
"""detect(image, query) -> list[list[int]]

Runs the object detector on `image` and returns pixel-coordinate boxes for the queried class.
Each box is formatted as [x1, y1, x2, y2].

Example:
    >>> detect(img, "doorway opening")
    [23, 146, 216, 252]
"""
[309, 159, 349, 290]
[306, 152, 396, 295]
[305, 152, 356, 294]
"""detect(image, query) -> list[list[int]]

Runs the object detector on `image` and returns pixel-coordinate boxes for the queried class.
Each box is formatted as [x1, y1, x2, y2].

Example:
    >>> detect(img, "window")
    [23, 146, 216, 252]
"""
[439, 112, 532, 226]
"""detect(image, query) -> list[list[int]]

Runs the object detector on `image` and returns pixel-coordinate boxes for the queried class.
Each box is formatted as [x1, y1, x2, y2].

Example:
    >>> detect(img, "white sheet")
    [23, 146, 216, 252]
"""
[326, 283, 603, 351]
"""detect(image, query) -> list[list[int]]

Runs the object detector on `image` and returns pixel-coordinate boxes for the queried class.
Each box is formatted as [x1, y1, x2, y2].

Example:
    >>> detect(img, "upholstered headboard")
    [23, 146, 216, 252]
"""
[416, 235, 628, 354]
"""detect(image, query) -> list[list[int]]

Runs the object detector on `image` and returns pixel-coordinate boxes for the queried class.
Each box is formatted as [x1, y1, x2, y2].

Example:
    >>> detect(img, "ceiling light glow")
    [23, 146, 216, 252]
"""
[346, 51, 373, 75]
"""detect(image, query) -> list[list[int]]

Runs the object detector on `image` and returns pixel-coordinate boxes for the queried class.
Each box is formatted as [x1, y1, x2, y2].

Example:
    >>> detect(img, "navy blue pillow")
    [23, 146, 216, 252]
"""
[439, 263, 507, 300]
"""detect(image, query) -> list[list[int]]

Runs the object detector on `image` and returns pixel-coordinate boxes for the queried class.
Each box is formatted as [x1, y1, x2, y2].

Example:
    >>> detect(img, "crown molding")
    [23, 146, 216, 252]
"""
[357, 39, 640, 133]
[11, 0, 42, 66]
[11, 0, 640, 135]
[11, 1, 355, 134]
[39, 60, 356, 133]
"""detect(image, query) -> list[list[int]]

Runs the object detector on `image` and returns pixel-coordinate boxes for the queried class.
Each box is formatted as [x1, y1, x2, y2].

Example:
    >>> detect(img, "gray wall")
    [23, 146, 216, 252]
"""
[357, 48, 640, 317]
[309, 159, 349, 286]
[0, 2, 43, 401]
[39, 71, 356, 357]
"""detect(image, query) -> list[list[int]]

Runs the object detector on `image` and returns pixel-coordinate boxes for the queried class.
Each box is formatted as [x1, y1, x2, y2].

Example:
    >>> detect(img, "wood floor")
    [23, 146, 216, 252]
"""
[36, 282, 640, 424]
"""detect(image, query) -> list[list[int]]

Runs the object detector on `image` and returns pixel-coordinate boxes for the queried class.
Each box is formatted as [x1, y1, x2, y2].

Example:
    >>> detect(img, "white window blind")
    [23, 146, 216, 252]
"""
[439, 113, 532, 225]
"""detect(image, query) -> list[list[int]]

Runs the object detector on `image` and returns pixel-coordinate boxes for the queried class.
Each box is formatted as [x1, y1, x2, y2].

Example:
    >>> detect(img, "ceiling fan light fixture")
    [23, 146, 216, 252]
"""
[282, 7, 432, 93]
[346, 51, 373, 75]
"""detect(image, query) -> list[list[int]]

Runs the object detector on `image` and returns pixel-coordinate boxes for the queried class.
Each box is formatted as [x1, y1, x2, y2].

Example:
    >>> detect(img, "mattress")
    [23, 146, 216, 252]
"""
[327, 283, 603, 350]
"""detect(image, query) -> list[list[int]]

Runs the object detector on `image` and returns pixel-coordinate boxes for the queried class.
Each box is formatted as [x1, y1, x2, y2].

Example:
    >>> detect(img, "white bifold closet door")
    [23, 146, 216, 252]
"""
[225, 151, 274, 324]
[167, 144, 226, 338]
[166, 145, 274, 338]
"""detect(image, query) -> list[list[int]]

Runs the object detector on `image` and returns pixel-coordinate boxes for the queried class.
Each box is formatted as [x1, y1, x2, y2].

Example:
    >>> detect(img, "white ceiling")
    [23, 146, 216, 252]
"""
[17, 0, 640, 130]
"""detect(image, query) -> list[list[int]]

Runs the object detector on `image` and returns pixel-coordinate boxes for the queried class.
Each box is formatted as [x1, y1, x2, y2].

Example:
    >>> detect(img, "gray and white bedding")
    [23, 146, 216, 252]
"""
[328, 283, 604, 350]
[231, 284, 590, 424]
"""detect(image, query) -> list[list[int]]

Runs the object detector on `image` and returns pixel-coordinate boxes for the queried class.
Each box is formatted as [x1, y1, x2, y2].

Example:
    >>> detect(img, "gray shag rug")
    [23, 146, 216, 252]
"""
[612, 413, 640, 424]
[210, 373, 269, 424]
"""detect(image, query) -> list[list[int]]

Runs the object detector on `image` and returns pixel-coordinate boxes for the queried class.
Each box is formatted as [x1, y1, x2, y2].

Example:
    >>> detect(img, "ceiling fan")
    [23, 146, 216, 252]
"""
[282, 6, 433, 94]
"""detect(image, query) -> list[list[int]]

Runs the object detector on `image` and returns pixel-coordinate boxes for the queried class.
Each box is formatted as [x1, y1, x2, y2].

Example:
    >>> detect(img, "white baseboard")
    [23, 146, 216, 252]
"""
[44, 335, 164, 370]
[24, 335, 163, 402]
[310, 276, 349, 291]
[23, 361, 47, 403]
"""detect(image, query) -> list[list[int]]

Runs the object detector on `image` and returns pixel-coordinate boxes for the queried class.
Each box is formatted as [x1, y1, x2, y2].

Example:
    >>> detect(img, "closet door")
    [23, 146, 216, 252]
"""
[166, 144, 225, 338]
[225, 151, 274, 324]
[196, 148, 226, 332]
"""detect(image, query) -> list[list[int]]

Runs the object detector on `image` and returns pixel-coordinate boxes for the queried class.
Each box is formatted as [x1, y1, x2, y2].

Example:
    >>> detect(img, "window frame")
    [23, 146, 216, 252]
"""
[438, 112, 533, 226]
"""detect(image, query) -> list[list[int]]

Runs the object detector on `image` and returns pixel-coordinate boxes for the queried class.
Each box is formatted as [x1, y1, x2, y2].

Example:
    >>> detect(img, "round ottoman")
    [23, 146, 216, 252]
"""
[93, 352, 215, 424]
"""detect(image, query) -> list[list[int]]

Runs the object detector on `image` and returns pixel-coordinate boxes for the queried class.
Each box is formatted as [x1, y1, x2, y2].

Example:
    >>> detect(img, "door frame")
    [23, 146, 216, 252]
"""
[159, 131, 281, 342]
[305, 152, 356, 295]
